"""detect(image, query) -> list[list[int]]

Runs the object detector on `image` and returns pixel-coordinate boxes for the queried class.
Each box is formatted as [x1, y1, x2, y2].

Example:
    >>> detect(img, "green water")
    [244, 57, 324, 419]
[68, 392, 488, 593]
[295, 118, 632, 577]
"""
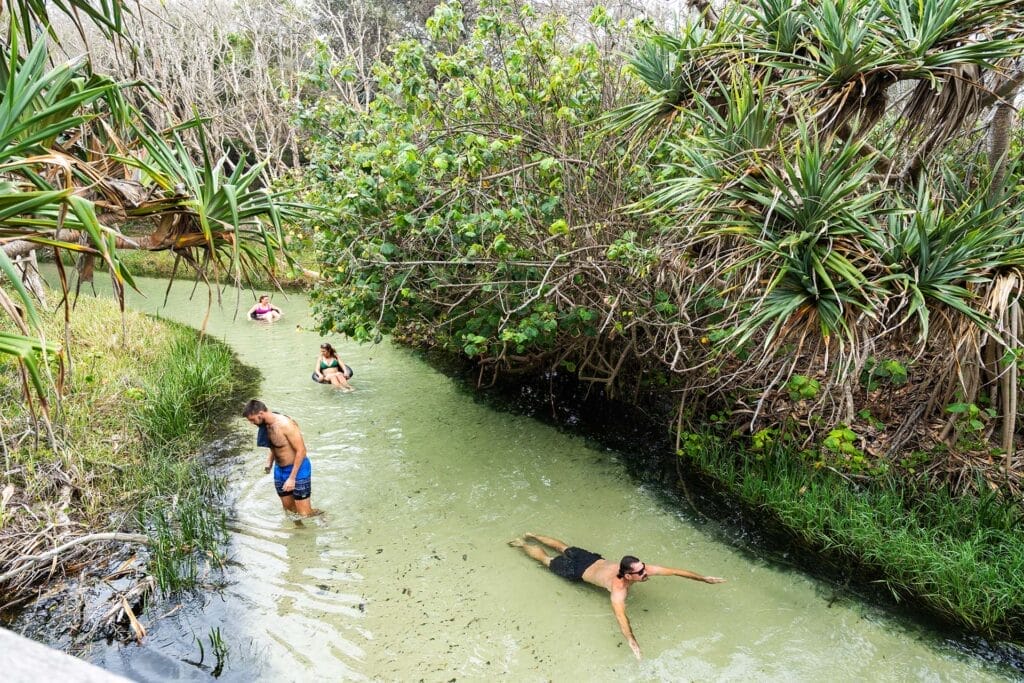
[58, 273, 1013, 681]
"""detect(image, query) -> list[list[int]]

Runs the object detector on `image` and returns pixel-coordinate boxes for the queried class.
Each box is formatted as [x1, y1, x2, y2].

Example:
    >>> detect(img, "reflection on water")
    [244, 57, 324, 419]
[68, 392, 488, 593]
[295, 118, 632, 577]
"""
[55, 273, 1012, 681]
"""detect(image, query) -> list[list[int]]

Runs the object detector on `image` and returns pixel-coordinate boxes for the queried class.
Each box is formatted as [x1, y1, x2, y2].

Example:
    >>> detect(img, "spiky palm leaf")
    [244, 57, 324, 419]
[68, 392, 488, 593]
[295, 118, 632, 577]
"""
[599, 6, 745, 134]
[636, 72, 783, 223]
[3, 0, 125, 48]
[718, 132, 888, 354]
[112, 118, 303, 286]
[880, 179, 1024, 340]
[750, 0, 804, 53]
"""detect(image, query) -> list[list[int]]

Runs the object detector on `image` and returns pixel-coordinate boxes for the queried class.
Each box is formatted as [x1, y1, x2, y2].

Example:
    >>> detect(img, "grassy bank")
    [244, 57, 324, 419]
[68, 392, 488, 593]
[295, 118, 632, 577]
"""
[678, 432, 1024, 640]
[0, 295, 256, 608]
[45, 239, 319, 292]
[116, 248, 315, 291]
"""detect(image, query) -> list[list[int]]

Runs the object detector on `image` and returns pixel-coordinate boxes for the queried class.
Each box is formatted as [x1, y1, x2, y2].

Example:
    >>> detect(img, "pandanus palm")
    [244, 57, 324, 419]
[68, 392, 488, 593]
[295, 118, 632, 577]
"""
[0, 19, 304, 437]
[0, 30, 128, 429]
[613, 0, 1024, 476]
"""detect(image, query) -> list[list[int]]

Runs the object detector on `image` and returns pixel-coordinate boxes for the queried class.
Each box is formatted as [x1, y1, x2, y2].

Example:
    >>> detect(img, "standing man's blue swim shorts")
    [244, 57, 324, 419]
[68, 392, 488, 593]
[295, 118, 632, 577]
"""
[273, 458, 312, 500]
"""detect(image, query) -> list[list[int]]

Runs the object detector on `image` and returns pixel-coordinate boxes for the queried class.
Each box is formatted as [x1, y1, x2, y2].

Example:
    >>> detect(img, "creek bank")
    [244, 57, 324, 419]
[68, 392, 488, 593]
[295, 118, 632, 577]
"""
[0, 297, 256, 652]
[42, 241, 317, 292]
[6, 437, 244, 652]
[425, 353, 1024, 672]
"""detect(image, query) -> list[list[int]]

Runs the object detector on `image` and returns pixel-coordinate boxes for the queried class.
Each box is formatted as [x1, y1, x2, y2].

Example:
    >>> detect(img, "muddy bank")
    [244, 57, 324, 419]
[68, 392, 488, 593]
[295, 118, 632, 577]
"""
[4, 435, 245, 654]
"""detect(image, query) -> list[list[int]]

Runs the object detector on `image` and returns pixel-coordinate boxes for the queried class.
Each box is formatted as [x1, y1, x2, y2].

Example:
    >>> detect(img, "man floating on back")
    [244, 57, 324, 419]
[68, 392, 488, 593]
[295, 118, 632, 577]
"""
[510, 532, 725, 660]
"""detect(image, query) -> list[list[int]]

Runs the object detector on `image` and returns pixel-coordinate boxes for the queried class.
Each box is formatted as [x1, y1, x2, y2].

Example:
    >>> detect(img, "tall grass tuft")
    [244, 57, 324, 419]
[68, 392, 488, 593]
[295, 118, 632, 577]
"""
[129, 328, 247, 590]
[135, 335, 237, 447]
[679, 432, 1024, 639]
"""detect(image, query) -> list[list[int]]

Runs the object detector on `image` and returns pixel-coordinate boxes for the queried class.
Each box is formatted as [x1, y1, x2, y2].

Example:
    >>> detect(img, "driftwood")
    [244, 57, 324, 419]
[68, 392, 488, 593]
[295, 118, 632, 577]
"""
[0, 532, 150, 587]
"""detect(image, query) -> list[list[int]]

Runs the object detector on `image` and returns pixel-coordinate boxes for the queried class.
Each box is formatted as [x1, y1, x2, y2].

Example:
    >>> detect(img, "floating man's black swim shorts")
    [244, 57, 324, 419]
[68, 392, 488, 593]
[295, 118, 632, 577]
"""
[549, 547, 602, 581]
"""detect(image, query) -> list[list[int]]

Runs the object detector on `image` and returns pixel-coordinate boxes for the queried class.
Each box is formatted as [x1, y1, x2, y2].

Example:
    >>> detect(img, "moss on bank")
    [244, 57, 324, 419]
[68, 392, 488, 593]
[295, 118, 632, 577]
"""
[677, 431, 1024, 641]
[0, 295, 256, 607]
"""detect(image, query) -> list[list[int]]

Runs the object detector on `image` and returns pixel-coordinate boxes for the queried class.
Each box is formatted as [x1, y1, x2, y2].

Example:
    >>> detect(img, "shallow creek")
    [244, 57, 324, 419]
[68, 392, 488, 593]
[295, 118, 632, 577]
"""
[53, 272, 1014, 681]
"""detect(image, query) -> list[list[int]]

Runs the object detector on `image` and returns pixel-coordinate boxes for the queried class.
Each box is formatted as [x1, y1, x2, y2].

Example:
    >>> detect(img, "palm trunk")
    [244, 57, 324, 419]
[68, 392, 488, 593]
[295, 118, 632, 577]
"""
[1004, 302, 1020, 474]
[1, 231, 150, 260]
[988, 100, 1016, 199]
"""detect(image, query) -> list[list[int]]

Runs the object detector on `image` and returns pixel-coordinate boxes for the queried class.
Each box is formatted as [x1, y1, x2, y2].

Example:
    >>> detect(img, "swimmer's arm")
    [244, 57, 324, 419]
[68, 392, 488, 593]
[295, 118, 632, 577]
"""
[647, 564, 725, 583]
[312, 358, 322, 380]
[611, 591, 641, 660]
[280, 423, 307, 491]
[264, 450, 273, 473]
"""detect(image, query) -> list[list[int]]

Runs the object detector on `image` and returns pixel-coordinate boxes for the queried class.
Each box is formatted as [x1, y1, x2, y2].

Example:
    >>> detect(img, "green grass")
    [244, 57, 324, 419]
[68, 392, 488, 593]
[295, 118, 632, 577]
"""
[128, 332, 248, 590]
[45, 239, 319, 292]
[679, 432, 1024, 639]
[0, 295, 256, 593]
[135, 336, 238, 446]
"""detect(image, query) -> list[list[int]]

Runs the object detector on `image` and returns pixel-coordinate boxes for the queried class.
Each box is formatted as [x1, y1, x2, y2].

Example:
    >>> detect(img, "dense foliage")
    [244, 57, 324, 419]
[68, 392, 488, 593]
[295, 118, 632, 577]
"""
[303, 0, 1024, 496]
[303, 1, 668, 379]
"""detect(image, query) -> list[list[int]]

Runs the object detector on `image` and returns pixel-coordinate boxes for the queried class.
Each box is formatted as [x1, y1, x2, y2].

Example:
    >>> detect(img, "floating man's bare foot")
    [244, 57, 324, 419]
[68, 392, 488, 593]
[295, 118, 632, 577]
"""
[507, 537, 525, 548]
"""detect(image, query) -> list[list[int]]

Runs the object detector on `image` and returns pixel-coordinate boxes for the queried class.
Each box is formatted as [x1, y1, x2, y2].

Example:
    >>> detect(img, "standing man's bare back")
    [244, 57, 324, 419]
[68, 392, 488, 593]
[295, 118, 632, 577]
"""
[243, 399, 317, 516]
[510, 532, 725, 660]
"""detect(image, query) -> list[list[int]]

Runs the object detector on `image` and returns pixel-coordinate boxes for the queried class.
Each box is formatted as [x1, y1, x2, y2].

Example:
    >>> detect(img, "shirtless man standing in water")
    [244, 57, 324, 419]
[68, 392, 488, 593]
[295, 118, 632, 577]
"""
[509, 532, 725, 660]
[243, 399, 316, 516]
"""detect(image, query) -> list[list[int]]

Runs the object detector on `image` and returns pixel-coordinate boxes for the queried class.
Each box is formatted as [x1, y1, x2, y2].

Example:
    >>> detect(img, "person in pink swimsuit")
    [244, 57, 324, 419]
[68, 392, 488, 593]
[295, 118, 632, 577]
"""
[247, 294, 282, 321]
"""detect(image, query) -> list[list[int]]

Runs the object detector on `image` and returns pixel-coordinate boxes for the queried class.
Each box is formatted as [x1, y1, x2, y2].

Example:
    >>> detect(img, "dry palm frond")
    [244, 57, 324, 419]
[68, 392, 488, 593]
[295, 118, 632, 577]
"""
[897, 64, 988, 181]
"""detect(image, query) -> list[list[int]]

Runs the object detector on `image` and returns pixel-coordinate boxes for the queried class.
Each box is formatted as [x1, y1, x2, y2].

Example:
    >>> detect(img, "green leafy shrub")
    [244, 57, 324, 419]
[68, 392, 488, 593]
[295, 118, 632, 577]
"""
[299, 0, 670, 379]
[860, 358, 908, 392]
[786, 375, 820, 401]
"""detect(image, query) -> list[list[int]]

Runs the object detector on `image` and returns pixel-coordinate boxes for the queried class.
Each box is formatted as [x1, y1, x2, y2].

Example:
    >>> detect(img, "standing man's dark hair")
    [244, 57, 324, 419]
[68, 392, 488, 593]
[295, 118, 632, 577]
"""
[243, 399, 268, 417]
[617, 555, 641, 579]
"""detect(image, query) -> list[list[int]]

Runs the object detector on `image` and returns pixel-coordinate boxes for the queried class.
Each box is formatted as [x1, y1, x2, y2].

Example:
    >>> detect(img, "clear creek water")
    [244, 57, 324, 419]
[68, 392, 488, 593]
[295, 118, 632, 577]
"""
[52, 271, 1015, 682]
